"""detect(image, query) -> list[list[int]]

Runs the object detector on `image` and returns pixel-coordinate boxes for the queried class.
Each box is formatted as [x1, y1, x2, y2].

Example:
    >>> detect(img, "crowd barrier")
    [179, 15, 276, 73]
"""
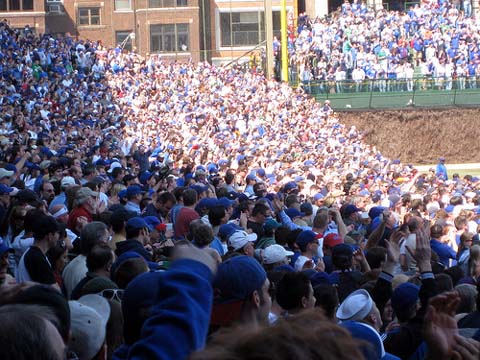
[290, 77, 480, 110]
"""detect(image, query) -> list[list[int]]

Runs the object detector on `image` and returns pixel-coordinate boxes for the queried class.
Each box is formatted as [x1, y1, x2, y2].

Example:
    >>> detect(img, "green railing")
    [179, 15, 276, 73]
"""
[292, 77, 480, 110]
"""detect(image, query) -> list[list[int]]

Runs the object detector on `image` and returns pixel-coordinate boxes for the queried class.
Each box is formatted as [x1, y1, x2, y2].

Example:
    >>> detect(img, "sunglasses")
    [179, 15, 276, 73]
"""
[99, 288, 124, 302]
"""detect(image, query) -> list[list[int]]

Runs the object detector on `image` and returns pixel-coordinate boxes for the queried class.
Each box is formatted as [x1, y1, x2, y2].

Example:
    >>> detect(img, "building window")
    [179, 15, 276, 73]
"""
[0, 0, 32, 10]
[220, 11, 281, 47]
[149, 0, 188, 8]
[116, 31, 133, 51]
[150, 23, 189, 53]
[78, 7, 101, 26]
[115, 0, 131, 11]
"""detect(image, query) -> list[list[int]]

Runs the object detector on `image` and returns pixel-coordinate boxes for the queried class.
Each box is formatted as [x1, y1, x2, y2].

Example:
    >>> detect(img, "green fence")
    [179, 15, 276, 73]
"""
[293, 78, 480, 111]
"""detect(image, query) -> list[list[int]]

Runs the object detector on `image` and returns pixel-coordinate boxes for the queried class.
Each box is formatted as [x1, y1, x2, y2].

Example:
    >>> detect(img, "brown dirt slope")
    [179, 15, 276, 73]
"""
[340, 108, 480, 164]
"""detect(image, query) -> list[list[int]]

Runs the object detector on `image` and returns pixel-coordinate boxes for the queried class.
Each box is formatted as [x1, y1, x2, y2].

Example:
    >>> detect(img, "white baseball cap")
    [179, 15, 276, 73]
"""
[263, 244, 294, 265]
[68, 294, 110, 360]
[61, 176, 76, 188]
[228, 230, 257, 251]
[336, 289, 373, 322]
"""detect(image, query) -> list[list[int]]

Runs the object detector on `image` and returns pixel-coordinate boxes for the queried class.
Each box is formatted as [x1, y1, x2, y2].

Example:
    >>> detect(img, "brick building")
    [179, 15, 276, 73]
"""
[0, 0, 300, 64]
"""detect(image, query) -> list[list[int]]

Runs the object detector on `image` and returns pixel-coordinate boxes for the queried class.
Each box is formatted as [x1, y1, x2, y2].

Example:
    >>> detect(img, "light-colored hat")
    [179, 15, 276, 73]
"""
[68, 294, 110, 360]
[263, 244, 294, 265]
[75, 187, 98, 205]
[61, 176, 76, 188]
[107, 161, 122, 173]
[228, 230, 257, 251]
[0, 168, 14, 179]
[336, 289, 373, 322]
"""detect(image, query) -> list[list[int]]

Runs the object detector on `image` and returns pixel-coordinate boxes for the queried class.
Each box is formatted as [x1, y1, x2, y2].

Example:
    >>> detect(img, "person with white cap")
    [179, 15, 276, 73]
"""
[0, 167, 14, 185]
[227, 230, 257, 257]
[336, 289, 383, 332]
[262, 244, 294, 270]
[69, 294, 110, 360]
[49, 175, 78, 212]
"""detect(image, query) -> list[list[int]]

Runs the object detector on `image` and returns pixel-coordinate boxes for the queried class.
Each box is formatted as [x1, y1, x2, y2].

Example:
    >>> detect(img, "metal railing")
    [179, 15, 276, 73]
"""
[292, 77, 480, 110]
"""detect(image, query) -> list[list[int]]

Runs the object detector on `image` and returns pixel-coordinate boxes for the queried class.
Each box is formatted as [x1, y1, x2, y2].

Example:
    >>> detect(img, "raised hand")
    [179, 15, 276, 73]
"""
[424, 291, 460, 359]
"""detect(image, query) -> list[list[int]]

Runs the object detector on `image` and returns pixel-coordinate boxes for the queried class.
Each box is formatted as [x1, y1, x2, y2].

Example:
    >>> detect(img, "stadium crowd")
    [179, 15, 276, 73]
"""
[0, 4, 480, 360]
[290, 0, 480, 93]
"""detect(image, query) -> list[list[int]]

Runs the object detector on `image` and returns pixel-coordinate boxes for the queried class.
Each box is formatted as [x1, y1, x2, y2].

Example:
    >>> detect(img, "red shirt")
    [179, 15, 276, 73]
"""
[67, 205, 93, 233]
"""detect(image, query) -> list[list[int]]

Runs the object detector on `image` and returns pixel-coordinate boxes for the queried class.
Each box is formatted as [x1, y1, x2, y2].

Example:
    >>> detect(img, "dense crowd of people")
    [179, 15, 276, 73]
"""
[290, 0, 480, 93]
[0, 5, 480, 359]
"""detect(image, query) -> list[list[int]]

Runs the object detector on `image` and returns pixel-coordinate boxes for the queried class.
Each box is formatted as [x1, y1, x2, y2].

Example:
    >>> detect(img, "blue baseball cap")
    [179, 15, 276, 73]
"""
[196, 197, 219, 210]
[126, 185, 145, 197]
[190, 184, 209, 195]
[139, 171, 154, 184]
[285, 207, 305, 219]
[218, 223, 243, 240]
[0, 184, 14, 195]
[217, 197, 236, 208]
[313, 193, 325, 201]
[126, 217, 149, 231]
[341, 321, 400, 360]
[213, 256, 266, 304]
[142, 216, 161, 231]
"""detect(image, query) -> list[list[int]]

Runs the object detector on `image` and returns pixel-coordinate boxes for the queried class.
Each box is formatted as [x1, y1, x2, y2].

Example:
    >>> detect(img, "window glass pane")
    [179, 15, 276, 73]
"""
[23, 0, 33, 10]
[149, 0, 161, 7]
[116, 31, 132, 51]
[150, 23, 189, 53]
[0, 0, 6, 11]
[177, 0, 187, 5]
[220, 13, 232, 47]
[221, 11, 261, 47]
[9, 0, 20, 10]
[115, 0, 130, 10]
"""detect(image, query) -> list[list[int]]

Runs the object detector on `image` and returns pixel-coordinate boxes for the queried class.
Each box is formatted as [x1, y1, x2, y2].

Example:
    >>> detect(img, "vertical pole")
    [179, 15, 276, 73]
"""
[133, 0, 138, 51]
[280, 0, 288, 82]
[264, 0, 273, 79]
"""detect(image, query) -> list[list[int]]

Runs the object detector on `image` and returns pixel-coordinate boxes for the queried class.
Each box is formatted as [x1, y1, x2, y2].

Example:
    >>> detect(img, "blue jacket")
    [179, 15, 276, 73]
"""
[430, 238, 456, 267]
[114, 259, 213, 360]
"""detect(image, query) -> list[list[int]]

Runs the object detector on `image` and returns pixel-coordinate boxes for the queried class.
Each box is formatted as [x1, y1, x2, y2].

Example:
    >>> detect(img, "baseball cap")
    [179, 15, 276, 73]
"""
[76, 187, 98, 201]
[341, 321, 400, 360]
[300, 202, 313, 215]
[196, 197, 219, 210]
[284, 181, 298, 192]
[107, 161, 122, 173]
[228, 230, 257, 251]
[313, 193, 325, 201]
[139, 171, 154, 184]
[285, 207, 305, 219]
[0, 168, 13, 179]
[336, 289, 373, 322]
[61, 176, 76, 187]
[296, 230, 319, 248]
[343, 204, 362, 217]
[68, 294, 110, 360]
[0, 184, 14, 195]
[391, 282, 420, 313]
[126, 217, 149, 231]
[218, 223, 243, 240]
[142, 216, 162, 231]
[126, 185, 145, 197]
[263, 244, 294, 265]
[211, 256, 267, 326]
[324, 233, 343, 248]
[217, 197, 236, 208]
[264, 218, 281, 232]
